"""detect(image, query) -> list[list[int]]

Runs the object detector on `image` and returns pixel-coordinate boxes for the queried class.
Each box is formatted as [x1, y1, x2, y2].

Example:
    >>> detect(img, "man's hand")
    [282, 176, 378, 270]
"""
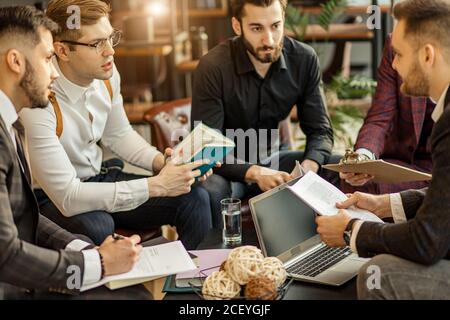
[245, 165, 292, 192]
[152, 148, 175, 174]
[301, 159, 320, 173]
[336, 192, 392, 220]
[340, 172, 374, 186]
[315, 210, 352, 247]
[98, 235, 142, 277]
[197, 162, 221, 182]
[148, 158, 210, 197]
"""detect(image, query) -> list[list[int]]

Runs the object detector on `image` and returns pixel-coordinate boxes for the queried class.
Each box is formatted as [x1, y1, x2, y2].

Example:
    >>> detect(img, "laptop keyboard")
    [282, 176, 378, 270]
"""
[286, 246, 352, 278]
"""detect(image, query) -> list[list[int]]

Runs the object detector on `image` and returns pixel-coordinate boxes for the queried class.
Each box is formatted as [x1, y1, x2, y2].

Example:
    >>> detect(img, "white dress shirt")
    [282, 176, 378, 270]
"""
[0, 89, 101, 287]
[350, 85, 450, 255]
[20, 59, 162, 217]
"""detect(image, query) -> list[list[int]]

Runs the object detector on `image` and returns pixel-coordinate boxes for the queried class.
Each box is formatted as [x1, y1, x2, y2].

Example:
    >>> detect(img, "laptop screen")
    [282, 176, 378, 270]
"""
[252, 185, 317, 257]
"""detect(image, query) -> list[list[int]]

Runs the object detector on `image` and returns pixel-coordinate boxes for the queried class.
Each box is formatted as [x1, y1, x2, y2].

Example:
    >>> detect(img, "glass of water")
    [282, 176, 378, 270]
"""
[221, 198, 242, 245]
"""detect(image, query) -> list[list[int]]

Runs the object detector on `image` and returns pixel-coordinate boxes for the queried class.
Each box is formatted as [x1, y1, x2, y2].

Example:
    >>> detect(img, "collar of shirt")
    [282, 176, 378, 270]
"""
[431, 85, 450, 122]
[52, 58, 100, 104]
[0, 89, 19, 140]
[233, 36, 287, 76]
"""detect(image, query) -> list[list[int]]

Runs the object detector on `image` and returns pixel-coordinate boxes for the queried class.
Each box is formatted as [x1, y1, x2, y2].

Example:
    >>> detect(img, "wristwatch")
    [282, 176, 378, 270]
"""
[343, 218, 359, 246]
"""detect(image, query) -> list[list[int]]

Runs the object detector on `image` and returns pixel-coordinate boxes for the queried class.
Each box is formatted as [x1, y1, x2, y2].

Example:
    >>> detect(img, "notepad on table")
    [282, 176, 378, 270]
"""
[81, 241, 197, 292]
[175, 249, 232, 288]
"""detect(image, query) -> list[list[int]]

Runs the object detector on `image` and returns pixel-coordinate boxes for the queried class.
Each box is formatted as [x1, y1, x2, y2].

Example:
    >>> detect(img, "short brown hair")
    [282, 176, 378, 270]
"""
[46, 0, 111, 41]
[230, 0, 287, 21]
[0, 6, 59, 48]
[393, 0, 450, 50]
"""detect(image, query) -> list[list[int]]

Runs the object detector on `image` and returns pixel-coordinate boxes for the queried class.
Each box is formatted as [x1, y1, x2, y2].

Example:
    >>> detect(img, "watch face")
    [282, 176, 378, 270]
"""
[343, 232, 350, 246]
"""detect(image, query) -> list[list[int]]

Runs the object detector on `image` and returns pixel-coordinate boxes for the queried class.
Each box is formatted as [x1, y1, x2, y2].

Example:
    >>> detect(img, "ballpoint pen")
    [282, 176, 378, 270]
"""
[112, 233, 125, 241]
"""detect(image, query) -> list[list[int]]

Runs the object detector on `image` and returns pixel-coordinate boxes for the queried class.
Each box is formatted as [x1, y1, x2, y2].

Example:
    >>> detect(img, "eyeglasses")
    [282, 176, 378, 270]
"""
[61, 30, 122, 54]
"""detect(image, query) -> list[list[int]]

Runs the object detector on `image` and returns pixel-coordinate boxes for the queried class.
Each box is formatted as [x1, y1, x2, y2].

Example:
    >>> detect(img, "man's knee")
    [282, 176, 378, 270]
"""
[187, 186, 210, 206]
[357, 254, 399, 300]
[74, 211, 115, 245]
[199, 174, 232, 199]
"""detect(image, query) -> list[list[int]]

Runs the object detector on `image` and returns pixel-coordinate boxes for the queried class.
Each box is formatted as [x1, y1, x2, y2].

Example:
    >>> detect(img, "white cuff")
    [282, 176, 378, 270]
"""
[65, 239, 92, 252]
[355, 148, 376, 160]
[81, 249, 102, 286]
[113, 178, 149, 212]
[390, 193, 407, 223]
[350, 220, 364, 255]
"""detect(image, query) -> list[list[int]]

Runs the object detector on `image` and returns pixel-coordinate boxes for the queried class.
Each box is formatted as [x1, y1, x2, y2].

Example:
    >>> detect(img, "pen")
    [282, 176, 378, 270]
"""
[112, 233, 125, 241]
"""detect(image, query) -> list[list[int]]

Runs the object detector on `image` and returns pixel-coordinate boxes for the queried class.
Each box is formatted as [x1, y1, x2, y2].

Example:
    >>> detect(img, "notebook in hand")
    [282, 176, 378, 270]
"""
[175, 249, 232, 288]
[172, 123, 235, 176]
[287, 171, 384, 223]
[81, 241, 197, 292]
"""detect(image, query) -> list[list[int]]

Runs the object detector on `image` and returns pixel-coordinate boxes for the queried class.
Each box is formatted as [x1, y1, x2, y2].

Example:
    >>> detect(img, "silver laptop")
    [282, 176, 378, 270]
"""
[249, 177, 368, 286]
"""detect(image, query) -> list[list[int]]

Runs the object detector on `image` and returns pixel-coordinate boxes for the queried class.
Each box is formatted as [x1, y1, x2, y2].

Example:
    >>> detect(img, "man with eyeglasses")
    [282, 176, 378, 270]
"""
[19, 0, 214, 250]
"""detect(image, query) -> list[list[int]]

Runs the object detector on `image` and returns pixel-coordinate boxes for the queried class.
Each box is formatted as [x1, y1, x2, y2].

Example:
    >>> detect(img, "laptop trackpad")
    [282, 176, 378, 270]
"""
[329, 258, 365, 274]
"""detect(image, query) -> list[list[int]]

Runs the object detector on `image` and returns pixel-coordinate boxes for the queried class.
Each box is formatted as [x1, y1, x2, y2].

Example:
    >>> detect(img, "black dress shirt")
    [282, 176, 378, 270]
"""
[191, 36, 333, 182]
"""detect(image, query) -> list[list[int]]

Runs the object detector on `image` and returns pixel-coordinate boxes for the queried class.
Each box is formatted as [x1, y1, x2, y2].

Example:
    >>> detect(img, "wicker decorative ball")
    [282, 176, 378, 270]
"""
[258, 257, 287, 287]
[244, 276, 278, 300]
[226, 246, 265, 285]
[219, 260, 228, 272]
[202, 271, 241, 300]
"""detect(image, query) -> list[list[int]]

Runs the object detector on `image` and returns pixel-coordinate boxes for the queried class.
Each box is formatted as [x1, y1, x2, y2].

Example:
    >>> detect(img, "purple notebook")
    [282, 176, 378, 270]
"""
[175, 249, 232, 287]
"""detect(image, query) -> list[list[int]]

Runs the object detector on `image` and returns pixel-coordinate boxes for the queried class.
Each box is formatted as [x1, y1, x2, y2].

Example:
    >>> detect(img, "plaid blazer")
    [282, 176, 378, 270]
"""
[0, 117, 84, 298]
[356, 35, 434, 165]
[343, 36, 435, 194]
[356, 89, 450, 264]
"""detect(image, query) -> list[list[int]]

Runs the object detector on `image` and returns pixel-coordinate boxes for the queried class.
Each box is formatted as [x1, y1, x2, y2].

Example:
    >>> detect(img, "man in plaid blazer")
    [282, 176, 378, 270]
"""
[0, 6, 148, 300]
[341, 36, 435, 194]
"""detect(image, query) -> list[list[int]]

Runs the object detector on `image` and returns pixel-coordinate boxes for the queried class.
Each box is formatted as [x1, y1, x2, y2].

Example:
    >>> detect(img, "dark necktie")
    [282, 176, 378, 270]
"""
[12, 120, 31, 184]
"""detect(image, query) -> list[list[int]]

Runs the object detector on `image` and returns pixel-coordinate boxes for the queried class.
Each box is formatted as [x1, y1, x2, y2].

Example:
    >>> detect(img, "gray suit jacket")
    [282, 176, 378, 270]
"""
[356, 88, 450, 265]
[0, 117, 85, 298]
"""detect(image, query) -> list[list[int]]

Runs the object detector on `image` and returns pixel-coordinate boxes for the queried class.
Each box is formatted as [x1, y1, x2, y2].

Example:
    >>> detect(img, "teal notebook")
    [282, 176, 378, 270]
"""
[172, 123, 235, 175]
[190, 145, 235, 176]
[162, 274, 195, 293]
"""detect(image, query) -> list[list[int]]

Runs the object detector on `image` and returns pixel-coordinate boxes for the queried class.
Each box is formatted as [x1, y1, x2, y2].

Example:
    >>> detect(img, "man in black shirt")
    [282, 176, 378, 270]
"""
[192, 0, 339, 226]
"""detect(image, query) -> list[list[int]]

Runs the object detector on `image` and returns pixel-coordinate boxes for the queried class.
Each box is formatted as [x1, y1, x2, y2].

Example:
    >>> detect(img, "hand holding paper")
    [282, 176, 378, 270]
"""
[287, 171, 383, 223]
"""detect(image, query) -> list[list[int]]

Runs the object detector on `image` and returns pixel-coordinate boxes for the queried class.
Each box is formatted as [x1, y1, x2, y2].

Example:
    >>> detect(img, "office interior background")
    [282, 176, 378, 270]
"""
[0, 0, 394, 157]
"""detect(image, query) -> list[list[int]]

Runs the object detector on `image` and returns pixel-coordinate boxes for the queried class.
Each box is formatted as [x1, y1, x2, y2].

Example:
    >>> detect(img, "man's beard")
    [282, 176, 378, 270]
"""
[241, 31, 283, 64]
[19, 59, 50, 109]
[401, 59, 430, 97]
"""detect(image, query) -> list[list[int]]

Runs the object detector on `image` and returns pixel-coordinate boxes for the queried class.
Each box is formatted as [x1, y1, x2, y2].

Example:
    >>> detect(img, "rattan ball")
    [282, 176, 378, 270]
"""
[219, 260, 228, 272]
[258, 257, 287, 287]
[226, 246, 264, 285]
[202, 271, 241, 300]
[244, 276, 278, 300]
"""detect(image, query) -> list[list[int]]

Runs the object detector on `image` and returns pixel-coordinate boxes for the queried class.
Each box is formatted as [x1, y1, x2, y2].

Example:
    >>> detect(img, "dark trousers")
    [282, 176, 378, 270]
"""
[35, 159, 212, 250]
[199, 151, 342, 228]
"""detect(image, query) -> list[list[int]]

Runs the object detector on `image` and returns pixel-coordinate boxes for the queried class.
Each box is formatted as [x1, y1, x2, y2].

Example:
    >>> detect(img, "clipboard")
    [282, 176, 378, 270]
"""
[323, 150, 432, 183]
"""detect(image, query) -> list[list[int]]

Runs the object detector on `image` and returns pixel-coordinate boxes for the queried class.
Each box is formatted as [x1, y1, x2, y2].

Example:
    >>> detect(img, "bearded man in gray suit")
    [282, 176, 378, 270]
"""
[0, 6, 148, 300]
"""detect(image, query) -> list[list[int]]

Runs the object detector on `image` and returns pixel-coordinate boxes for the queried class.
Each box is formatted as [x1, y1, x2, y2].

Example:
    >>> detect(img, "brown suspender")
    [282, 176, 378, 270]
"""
[49, 79, 113, 138]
